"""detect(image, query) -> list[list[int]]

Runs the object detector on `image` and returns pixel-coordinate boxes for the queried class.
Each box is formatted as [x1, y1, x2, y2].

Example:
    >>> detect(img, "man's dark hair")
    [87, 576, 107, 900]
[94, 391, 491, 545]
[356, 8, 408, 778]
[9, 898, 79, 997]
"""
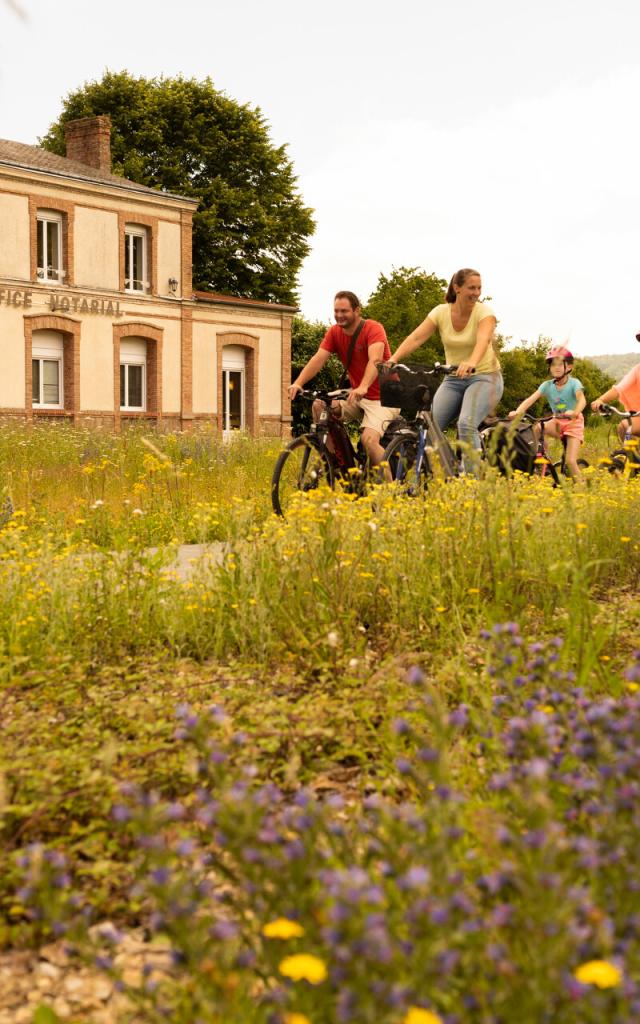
[334, 290, 361, 310]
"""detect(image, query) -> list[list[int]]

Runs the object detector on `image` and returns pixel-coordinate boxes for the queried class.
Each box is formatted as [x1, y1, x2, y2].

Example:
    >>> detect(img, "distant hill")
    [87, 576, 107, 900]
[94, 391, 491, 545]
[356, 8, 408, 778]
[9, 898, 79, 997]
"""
[589, 353, 638, 380]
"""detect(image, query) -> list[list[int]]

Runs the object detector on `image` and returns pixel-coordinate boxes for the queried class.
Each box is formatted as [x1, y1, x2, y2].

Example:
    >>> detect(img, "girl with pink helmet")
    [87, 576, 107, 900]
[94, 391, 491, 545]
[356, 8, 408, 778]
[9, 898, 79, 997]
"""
[508, 346, 586, 479]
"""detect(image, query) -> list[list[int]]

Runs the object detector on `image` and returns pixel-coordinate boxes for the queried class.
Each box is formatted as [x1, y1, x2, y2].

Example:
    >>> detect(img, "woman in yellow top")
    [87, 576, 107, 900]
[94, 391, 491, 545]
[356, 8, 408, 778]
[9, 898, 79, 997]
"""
[390, 268, 503, 473]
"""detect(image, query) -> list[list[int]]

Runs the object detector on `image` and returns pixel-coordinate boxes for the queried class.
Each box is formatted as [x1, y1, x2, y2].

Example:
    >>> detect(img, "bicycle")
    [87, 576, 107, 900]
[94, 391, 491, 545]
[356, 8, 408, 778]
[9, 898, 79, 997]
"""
[596, 405, 640, 478]
[515, 412, 589, 484]
[271, 387, 387, 516]
[377, 362, 462, 494]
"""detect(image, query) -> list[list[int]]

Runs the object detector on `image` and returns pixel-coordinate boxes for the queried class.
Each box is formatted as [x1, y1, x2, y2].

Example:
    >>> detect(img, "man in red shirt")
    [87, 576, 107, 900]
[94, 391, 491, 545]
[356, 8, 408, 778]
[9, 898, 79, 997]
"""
[289, 291, 399, 466]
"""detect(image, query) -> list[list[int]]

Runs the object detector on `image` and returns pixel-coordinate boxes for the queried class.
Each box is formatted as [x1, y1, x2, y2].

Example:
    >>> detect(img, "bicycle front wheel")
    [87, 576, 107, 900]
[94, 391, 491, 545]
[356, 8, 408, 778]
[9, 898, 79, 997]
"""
[381, 432, 430, 496]
[602, 449, 640, 478]
[271, 436, 334, 516]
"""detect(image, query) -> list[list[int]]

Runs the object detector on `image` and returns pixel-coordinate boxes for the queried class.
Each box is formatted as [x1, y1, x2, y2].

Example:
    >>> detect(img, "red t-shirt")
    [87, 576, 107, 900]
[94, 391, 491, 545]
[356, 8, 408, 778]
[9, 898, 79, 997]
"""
[320, 319, 390, 399]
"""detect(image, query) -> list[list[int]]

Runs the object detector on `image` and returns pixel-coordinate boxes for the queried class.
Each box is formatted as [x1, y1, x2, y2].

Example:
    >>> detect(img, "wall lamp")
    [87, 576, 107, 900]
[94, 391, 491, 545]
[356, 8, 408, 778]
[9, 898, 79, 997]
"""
[168, 277, 179, 294]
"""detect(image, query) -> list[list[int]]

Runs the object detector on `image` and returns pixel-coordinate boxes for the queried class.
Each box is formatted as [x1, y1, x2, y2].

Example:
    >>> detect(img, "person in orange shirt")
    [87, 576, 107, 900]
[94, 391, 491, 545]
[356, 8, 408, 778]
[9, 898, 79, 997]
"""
[591, 331, 640, 441]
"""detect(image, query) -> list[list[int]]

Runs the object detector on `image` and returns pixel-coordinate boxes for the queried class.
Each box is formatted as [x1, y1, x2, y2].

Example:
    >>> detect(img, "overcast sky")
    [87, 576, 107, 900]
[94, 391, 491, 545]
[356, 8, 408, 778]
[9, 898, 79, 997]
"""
[1, 0, 639, 355]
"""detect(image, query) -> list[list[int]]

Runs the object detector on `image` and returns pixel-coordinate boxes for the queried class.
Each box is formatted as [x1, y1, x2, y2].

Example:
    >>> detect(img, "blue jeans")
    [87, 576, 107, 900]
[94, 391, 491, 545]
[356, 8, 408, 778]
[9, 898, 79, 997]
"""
[432, 372, 504, 473]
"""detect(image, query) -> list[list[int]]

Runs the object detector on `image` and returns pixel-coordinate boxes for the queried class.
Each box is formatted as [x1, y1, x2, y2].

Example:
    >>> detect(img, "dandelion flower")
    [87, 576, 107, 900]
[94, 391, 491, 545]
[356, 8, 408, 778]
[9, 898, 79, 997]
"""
[284, 1015, 312, 1024]
[404, 1009, 444, 1024]
[574, 959, 622, 989]
[262, 918, 305, 940]
[279, 954, 327, 984]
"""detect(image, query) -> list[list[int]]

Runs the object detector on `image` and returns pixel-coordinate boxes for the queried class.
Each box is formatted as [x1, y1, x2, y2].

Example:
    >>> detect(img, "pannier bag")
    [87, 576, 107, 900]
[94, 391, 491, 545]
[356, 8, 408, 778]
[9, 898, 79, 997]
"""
[378, 363, 441, 417]
[482, 420, 537, 475]
[379, 415, 409, 449]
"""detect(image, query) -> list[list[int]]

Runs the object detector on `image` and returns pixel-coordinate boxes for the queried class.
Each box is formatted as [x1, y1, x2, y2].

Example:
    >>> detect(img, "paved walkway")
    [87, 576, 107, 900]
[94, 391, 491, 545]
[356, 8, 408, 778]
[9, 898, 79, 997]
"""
[154, 541, 228, 581]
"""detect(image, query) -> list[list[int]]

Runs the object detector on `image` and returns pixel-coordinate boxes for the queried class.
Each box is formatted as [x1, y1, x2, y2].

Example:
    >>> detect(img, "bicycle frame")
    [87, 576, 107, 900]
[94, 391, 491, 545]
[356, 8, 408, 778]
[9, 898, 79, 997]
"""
[271, 387, 371, 516]
[378, 362, 461, 489]
[311, 400, 361, 474]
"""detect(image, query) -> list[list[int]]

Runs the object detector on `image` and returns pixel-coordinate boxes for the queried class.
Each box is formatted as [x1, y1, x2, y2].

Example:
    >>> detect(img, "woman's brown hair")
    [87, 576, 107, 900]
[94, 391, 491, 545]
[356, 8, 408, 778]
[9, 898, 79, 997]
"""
[445, 268, 481, 303]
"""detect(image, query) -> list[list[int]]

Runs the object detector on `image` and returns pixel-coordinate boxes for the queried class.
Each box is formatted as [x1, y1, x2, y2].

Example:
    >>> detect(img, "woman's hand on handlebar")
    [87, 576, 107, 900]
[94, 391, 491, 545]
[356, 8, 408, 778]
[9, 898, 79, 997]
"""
[454, 361, 476, 378]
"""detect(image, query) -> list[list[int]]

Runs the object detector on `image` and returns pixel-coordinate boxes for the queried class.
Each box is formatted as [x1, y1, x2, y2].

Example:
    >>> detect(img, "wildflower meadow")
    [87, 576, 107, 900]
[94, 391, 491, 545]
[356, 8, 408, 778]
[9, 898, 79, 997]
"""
[1, 419, 640, 1023]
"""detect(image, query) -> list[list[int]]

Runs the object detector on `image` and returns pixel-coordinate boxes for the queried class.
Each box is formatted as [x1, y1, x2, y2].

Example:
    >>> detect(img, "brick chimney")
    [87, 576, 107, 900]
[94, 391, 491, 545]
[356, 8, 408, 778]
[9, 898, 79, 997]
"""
[64, 115, 112, 172]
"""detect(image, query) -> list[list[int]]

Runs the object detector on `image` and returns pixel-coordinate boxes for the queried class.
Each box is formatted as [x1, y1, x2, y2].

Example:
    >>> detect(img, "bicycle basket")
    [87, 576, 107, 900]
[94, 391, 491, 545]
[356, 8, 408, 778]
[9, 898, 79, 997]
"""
[378, 363, 440, 416]
[482, 421, 537, 475]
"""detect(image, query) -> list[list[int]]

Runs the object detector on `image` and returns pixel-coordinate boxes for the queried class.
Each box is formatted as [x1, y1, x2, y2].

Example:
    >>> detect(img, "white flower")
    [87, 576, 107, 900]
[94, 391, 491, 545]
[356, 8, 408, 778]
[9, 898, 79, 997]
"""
[132, 508, 144, 516]
[348, 658, 359, 669]
[327, 631, 340, 648]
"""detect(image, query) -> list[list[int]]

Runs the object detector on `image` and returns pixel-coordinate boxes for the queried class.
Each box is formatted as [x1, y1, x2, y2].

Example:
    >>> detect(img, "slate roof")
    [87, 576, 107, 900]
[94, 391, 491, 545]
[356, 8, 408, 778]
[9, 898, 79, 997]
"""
[0, 138, 196, 205]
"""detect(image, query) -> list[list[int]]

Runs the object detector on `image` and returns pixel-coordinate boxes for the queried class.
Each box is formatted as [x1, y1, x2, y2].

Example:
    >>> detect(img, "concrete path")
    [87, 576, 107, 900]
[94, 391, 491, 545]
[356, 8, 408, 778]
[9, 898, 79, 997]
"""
[152, 542, 228, 581]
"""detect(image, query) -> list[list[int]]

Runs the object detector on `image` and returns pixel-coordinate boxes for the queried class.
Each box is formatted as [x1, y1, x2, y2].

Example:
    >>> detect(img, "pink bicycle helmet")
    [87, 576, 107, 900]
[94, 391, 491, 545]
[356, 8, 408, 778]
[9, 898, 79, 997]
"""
[546, 346, 574, 363]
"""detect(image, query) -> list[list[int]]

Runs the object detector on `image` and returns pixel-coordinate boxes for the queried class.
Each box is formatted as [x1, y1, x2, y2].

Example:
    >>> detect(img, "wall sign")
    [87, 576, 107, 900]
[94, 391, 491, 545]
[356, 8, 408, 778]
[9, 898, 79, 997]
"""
[49, 293, 122, 316]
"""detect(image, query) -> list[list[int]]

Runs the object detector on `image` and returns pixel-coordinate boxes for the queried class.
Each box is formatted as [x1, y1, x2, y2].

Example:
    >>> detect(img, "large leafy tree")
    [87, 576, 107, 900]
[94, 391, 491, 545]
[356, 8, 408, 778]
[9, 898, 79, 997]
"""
[363, 267, 448, 363]
[41, 72, 315, 304]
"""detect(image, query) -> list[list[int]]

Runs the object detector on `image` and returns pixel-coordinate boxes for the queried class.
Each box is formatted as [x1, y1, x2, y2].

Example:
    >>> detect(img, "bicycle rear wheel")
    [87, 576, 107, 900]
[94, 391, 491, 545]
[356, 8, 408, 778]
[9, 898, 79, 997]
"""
[271, 436, 334, 516]
[555, 458, 589, 478]
[381, 432, 430, 496]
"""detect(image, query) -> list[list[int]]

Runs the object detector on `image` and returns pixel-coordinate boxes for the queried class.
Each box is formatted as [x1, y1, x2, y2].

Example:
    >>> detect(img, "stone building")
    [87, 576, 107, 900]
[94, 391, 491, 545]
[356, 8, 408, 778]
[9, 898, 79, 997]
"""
[0, 116, 294, 435]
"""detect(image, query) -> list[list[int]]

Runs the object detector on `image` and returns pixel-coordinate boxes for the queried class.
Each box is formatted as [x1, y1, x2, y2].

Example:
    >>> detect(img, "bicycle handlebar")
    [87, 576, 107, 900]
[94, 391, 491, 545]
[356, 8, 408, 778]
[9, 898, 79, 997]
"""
[377, 360, 467, 375]
[519, 412, 577, 424]
[597, 404, 640, 418]
[292, 387, 352, 403]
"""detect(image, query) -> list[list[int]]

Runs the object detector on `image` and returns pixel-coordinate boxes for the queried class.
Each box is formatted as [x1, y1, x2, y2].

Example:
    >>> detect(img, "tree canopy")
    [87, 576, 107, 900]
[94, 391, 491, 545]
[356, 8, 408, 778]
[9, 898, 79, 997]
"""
[41, 71, 315, 304]
[362, 267, 448, 364]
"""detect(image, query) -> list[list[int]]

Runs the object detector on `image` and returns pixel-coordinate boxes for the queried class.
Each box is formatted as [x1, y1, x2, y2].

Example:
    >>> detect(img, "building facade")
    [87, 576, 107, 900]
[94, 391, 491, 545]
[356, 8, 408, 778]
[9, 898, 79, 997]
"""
[0, 116, 295, 435]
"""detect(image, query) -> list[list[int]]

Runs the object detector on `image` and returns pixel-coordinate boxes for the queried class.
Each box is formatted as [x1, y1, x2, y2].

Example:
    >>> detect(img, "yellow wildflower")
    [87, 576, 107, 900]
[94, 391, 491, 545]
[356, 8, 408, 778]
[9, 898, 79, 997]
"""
[574, 959, 622, 989]
[404, 1009, 444, 1024]
[283, 1015, 312, 1024]
[262, 918, 305, 940]
[278, 954, 327, 984]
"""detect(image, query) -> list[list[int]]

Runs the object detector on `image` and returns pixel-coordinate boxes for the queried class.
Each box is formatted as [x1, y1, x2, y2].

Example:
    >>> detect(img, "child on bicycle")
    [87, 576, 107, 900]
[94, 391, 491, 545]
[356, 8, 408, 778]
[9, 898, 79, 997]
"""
[591, 330, 640, 441]
[508, 347, 586, 478]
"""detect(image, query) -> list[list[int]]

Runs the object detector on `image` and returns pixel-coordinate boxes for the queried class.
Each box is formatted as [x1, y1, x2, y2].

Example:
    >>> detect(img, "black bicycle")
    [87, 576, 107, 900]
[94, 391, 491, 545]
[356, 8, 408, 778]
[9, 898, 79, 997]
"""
[377, 362, 461, 494]
[271, 387, 381, 516]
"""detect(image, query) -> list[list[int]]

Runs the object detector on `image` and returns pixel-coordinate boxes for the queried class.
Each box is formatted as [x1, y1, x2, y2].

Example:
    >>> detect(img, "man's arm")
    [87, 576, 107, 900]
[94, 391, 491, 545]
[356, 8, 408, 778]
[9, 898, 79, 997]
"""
[351, 341, 386, 400]
[288, 348, 332, 400]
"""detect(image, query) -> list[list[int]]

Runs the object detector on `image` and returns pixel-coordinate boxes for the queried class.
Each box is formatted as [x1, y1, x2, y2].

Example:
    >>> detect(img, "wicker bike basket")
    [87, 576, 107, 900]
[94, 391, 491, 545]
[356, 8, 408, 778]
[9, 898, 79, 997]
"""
[378, 362, 441, 416]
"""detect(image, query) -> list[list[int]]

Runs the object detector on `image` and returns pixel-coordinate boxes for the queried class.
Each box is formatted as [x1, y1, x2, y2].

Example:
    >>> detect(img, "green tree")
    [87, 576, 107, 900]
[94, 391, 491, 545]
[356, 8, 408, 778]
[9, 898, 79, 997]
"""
[363, 267, 447, 362]
[41, 72, 315, 304]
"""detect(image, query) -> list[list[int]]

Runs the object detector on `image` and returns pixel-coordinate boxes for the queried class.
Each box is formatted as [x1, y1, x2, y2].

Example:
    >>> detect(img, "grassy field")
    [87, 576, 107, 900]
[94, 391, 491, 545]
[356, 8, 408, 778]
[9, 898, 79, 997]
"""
[1, 419, 640, 1023]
